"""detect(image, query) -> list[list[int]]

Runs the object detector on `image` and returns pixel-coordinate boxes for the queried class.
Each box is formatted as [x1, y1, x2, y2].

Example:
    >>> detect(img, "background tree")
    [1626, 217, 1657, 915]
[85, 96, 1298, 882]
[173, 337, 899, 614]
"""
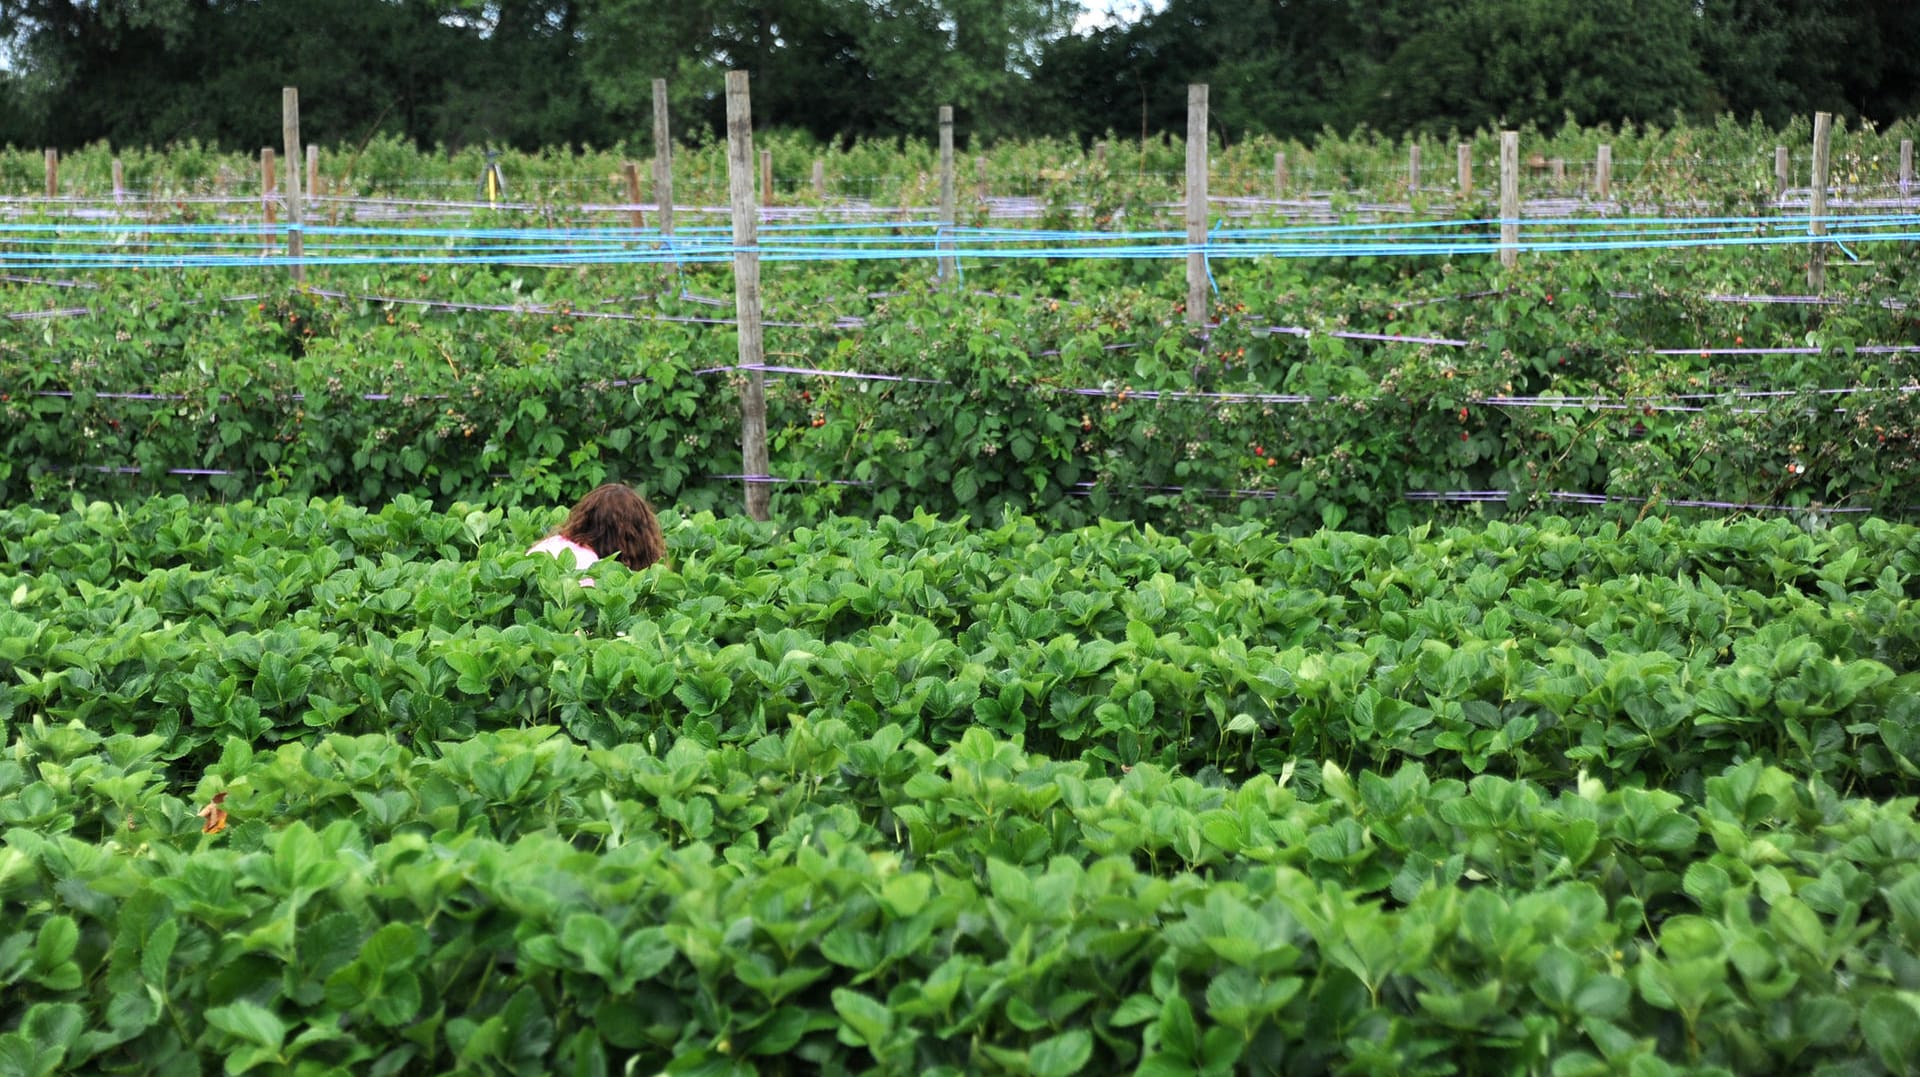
[0, 0, 1915, 151]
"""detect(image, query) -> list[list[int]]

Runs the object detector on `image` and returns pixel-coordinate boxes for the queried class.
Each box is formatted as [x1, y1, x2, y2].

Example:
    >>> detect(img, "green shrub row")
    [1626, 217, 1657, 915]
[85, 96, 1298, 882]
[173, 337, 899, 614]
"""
[5, 234, 1920, 529]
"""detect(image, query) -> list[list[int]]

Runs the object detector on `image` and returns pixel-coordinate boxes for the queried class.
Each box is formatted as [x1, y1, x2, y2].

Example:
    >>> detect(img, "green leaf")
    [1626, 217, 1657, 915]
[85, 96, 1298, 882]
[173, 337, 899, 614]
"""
[0, 1033, 48, 1077]
[1029, 1028, 1092, 1077]
[832, 988, 893, 1047]
[34, 917, 77, 969]
[1861, 993, 1920, 1074]
[561, 913, 621, 981]
[142, 918, 178, 987]
[361, 923, 424, 974]
[205, 1000, 288, 1050]
[1158, 994, 1198, 1062]
[880, 873, 932, 918]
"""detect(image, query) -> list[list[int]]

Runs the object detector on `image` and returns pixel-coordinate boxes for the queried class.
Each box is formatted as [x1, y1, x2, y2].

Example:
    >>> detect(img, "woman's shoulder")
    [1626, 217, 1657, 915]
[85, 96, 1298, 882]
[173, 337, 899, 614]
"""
[529, 534, 600, 567]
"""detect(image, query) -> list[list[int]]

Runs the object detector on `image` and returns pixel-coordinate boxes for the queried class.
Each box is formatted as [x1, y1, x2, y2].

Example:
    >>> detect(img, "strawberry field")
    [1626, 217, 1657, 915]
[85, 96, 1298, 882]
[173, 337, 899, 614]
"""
[7, 123, 1920, 1074]
[4, 500, 1920, 1072]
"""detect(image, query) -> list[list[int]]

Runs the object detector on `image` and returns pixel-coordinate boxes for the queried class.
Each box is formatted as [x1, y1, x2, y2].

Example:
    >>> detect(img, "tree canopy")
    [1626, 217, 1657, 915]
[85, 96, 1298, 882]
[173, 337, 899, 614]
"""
[0, 0, 1913, 150]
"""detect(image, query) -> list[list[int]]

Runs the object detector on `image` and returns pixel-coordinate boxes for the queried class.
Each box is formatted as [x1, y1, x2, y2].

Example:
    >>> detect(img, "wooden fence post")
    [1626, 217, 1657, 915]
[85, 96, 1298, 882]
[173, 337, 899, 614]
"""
[760, 148, 773, 206]
[305, 144, 318, 204]
[1901, 139, 1913, 198]
[262, 148, 277, 234]
[1274, 151, 1287, 198]
[1185, 84, 1208, 327]
[938, 105, 956, 281]
[1596, 144, 1611, 202]
[44, 149, 57, 199]
[1775, 146, 1789, 202]
[623, 161, 644, 230]
[111, 158, 125, 203]
[1809, 112, 1831, 292]
[1457, 143, 1471, 199]
[1408, 143, 1421, 196]
[651, 78, 674, 241]
[812, 158, 825, 199]
[725, 71, 769, 522]
[1499, 131, 1519, 270]
[283, 87, 305, 284]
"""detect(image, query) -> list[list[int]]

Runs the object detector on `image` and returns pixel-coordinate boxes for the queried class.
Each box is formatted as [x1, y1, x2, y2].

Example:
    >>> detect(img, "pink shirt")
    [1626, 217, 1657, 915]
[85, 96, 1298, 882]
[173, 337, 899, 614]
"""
[528, 535, 600, 585]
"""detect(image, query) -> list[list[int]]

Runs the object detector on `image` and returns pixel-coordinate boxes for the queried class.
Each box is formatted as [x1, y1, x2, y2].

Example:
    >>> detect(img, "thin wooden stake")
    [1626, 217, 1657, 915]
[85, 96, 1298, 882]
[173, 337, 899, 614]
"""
[306, 144, 318, 203]
[1408, 143, 1421, 195]
[43, 149, 57, 199]
[651, 79, 674, 240]
[1499, 131, 1519, 270]
[262, 148, 277, 233]
[725, 71, 769, 522]
[1596, 145, 1612, 202]
[1185, 84, 1209, 326]
[1274, 151, 1288, 198]
[1457, 143, 1471, 199]
[1775, 146, 1790, 202]
[939, 106, 956, 281]
[1809, 112, 1831, 292]
[283, 88, 305, 284]
[760, 148, 773, 206]
[812, 158, 825, 199]
[623, 161, 644, 230]
[1901, 139, 1913, 198]
[112, 158, 125, 203]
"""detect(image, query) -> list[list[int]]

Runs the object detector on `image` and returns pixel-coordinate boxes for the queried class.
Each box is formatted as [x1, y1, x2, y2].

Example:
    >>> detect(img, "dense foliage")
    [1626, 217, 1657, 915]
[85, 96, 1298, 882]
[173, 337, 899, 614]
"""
[5, 499, 1920, 1073]
[6, 129, 1920, 1073]
[5, 181, 1919, 529]
[2, 0, 1917, 151]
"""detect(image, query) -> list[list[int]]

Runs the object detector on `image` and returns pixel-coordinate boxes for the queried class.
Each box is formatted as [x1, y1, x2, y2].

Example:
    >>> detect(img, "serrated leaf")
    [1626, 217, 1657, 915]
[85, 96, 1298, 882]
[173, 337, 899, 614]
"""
[831, 988, 892, 1047]
[1861, 993, 1920, 1073]
[205, 1000, 287, 1050]
[1029, 1028, 1092, 1077]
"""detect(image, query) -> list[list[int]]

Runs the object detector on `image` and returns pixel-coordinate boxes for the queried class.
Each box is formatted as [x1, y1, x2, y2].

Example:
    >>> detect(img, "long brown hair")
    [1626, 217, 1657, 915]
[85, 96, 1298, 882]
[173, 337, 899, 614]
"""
[555, 484, 665, 570]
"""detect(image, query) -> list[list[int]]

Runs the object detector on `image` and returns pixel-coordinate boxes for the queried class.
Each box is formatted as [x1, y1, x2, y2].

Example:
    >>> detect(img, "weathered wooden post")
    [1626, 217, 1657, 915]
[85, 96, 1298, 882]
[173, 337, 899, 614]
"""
[651, 79, 674, 240]
[938, 105, 956, 281]
[812, 158, 825, 199]
[1274, 151, 1288, 198]
[283, 87, 305, 284]
[1901, 139, 1913, 198]
[44, 149, 57, 199]
[1775, 146, 1790, 202]
[1408, 142, 1421, 196]
[1809, 112, 1831, 292]
[1186, 84, 1209, 326]
[760, 148, 773, 206]
[305, 144, 319, 203]
[262, 148, 277, 234]
[726, 71, 770, 521]
[1457, 142, 1472, 199]
[1596, 144, 1612, 202]
[622, 161, 644, 230]
[1499, 131, 1519, 270]
[111, 158, 125, 204]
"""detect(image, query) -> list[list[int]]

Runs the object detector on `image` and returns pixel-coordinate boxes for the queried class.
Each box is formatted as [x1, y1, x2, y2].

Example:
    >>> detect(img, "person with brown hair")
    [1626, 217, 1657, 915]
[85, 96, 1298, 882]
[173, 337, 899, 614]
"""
[528, 484, 665, 580]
